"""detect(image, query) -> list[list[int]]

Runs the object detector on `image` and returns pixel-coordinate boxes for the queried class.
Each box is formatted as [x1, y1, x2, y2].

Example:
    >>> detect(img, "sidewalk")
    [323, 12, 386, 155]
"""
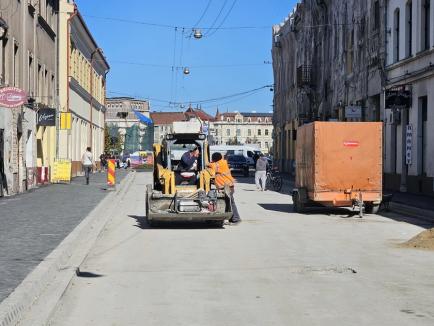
[0, 170, 128, 303]
[279, 174, 434, 219]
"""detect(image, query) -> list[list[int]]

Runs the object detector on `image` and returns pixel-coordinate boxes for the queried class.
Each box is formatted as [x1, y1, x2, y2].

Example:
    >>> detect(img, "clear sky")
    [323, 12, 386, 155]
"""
[75, 0, 296, 115]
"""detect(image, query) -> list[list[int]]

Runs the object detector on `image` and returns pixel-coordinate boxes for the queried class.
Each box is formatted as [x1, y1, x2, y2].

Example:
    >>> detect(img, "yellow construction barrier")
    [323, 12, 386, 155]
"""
[107, 159, 116, 186]
[51, 159, 72, 183]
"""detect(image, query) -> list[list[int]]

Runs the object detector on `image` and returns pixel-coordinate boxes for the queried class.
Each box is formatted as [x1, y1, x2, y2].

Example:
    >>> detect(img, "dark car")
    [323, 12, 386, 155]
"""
[227, 155, 249, 177]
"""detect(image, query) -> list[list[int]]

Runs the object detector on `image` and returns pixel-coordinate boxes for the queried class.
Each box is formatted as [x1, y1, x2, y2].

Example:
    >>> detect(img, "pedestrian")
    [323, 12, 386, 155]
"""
[255, 153, 268, 191]
[81, 147, 94, 185]
[99, 153, 107, 171]
[208, 152, 241, 224]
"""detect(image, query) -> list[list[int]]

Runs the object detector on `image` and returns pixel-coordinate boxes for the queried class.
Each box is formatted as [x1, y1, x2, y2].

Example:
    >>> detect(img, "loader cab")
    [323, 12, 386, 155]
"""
[161, 133, 210, 187]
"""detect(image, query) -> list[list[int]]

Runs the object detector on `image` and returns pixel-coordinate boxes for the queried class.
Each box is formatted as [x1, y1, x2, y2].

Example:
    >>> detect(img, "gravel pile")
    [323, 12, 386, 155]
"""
[402, 228, 434, 250]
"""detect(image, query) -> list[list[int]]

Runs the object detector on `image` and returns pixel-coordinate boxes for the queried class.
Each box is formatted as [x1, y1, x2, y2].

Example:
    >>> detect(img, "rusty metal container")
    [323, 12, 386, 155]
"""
[293, 122, 382, 212]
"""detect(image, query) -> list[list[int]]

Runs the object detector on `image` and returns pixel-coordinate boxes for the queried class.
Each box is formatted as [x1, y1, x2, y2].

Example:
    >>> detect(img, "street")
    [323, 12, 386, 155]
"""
[45, 171, 434, 326]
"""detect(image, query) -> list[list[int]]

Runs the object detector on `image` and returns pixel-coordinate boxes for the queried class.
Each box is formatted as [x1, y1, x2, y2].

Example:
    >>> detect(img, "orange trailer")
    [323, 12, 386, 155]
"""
[292, 122, 382, 215]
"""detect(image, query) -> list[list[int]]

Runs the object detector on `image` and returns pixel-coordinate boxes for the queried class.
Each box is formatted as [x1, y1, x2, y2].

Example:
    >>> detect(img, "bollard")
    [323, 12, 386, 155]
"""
[107, 159, 116, 187]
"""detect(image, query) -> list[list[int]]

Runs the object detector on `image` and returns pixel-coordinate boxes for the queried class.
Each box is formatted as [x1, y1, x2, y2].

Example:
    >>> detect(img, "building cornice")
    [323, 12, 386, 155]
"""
[70, 77, 106, 112]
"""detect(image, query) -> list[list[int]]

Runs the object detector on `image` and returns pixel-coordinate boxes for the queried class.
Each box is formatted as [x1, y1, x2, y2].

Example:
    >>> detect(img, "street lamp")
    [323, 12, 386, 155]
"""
[183, 67, 190, 75]
[193, 29, 203, 39]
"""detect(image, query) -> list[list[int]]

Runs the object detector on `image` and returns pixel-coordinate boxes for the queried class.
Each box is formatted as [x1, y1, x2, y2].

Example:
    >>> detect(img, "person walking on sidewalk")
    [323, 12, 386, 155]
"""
[208, 152, 241, 224]
[255, 153, 268, 191]
[81, 147, 94, 185]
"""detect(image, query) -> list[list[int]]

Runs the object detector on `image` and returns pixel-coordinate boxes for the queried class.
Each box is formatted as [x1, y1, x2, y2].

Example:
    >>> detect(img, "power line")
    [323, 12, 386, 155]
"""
[192, 0, 213, 28]
[102, 59, 271, 69]
[205, 0, 238, 37]
[107, 84, 273, 107]
[80, 13, 270, 30]
[203, 0, 229, 36]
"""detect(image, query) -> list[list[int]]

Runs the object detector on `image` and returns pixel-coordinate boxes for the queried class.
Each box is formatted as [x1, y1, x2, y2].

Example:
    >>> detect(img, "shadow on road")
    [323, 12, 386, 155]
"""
[258, 203, 293, 213]
[128, 215, 226, 230]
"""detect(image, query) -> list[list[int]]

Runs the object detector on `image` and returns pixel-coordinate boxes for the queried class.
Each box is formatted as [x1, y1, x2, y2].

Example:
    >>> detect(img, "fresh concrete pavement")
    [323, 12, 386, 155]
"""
[38, 171, 434, 326]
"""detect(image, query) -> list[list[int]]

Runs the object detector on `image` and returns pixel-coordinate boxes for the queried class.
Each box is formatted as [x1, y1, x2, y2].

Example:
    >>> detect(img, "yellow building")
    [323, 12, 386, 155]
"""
[58, 1, 109, 176]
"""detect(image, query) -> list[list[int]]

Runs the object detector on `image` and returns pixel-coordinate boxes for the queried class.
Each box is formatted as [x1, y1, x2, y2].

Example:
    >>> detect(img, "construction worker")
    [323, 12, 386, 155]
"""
[208, 152, 241, 224]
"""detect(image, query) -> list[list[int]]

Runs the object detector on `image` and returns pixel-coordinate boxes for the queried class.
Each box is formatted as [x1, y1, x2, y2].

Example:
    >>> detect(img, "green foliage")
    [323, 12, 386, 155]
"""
[104, 124, 123, 155]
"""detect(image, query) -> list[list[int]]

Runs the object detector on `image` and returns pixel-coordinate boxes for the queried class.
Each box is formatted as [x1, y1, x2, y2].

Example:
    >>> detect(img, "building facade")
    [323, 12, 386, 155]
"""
[58, 1, 109, 176]
[272, 0, 386, 174]
[0, 0, 59, 196]
[106, 97, 153, 154]
[384, 0, 434, 195]
[212, 111, 273, 153]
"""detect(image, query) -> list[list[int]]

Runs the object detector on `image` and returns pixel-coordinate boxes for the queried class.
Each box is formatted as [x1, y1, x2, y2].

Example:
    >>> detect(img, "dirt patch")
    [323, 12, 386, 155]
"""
[401, 228, 434, 250]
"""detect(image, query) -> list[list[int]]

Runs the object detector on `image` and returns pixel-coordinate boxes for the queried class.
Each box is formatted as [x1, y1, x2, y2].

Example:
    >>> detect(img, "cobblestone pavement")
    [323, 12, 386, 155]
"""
[0, 169, 129, 303]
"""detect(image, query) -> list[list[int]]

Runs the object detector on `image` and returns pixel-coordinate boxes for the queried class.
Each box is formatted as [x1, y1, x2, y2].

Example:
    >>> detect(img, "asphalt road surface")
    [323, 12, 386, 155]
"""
[50, 172, 434, 326]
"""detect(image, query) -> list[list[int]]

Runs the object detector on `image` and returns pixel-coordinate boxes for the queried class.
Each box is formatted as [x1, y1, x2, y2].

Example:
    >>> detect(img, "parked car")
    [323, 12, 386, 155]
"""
[227, 154, 249, 177]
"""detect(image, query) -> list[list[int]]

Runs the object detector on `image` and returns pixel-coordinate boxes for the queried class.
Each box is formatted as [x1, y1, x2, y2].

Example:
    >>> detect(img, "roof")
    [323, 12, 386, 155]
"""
[185, 107, 215, 121]
[150, 112, 186, 125]
[240, 112, 273, 117]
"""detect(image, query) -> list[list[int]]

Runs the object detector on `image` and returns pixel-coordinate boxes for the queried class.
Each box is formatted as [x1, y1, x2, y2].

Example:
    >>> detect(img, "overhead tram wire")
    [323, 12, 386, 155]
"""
[107, 84, 273, 107]
[204, 0, 238, 38]
[192, 0, 213, 29]
[202, 0, 229, 37]
[170, 27, 178, 106]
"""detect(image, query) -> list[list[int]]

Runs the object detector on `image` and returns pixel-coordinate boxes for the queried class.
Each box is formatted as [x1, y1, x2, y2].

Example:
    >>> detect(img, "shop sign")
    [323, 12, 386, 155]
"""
[37, 108, 56, 126]
[51, 159, 72, 183]
[386, 86, 412, 110]
[0, 87, 27, 108]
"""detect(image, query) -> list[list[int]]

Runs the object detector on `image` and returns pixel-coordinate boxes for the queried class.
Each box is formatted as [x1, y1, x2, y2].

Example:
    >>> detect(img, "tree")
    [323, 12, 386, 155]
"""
[104, 124, 123, 155]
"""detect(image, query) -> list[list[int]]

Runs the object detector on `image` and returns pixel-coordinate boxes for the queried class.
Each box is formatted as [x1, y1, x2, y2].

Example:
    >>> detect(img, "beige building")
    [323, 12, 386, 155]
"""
[58, 1, 109, 176]
[0, 0, 58, 196]
[106, 97, 153, 153]
[211, 111, 273, 153]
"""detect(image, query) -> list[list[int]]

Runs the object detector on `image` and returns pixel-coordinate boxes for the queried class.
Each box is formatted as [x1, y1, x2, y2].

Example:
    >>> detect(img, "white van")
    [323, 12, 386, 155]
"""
[210, 145, 262, 167]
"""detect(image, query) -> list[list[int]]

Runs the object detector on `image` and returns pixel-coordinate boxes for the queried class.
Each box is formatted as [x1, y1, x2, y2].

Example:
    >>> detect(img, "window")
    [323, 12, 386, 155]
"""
[215, 129, 218, 136]
[374, 0, 380, 30]
[265, 129, 269, 136]
[248, 118, 251, 122]
[28, 55, 33, 95]
[346, 29, 354, 73]
[236, 129, 241, 136]
[227, 118, 230, 122]
[265, 118, 268, 123]
[393, 8, 400, 62]
[1, 38, 7, 84]
[13, 43, 19, 87]
[406, 1, 413, 57]
[248, 129, 252, 136]
[258, 118, 262, 123]
[265, 142, 269, 149]
[226, 129, 230, 136]
[258, 129, 262, 136]
[421, 0, 430, 50]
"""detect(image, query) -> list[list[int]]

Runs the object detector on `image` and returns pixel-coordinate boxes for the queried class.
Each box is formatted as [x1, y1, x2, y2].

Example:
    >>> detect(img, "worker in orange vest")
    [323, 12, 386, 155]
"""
[208, 152, 241, 224]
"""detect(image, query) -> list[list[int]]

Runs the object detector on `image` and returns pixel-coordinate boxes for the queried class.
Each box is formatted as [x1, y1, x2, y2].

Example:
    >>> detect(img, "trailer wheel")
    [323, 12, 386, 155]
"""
[365, 203, 380, 214]
[292, 192, 305, 213]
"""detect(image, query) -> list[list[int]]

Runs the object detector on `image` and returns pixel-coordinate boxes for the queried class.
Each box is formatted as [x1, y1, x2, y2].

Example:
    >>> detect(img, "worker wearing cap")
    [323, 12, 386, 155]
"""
[208, 152, 241, 224]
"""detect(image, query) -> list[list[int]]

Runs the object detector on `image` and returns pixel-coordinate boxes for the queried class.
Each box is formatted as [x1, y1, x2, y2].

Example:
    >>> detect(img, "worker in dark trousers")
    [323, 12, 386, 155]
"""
[208, 152, 241, 224]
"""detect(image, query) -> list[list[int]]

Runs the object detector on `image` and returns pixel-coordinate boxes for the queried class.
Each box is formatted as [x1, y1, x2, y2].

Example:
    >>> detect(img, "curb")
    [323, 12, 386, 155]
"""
[389, 202, 434, 223]
[0, 171, 136, 326]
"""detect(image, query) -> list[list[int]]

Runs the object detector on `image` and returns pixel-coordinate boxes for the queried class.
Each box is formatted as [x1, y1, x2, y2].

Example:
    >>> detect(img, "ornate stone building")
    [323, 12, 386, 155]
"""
[0, 0, 59, 196]
[272, 0, 386, 173]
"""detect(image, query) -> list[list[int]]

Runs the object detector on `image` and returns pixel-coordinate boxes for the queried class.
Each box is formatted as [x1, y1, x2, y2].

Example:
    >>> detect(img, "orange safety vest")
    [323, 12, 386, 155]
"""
[208, 159, 235, 188]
